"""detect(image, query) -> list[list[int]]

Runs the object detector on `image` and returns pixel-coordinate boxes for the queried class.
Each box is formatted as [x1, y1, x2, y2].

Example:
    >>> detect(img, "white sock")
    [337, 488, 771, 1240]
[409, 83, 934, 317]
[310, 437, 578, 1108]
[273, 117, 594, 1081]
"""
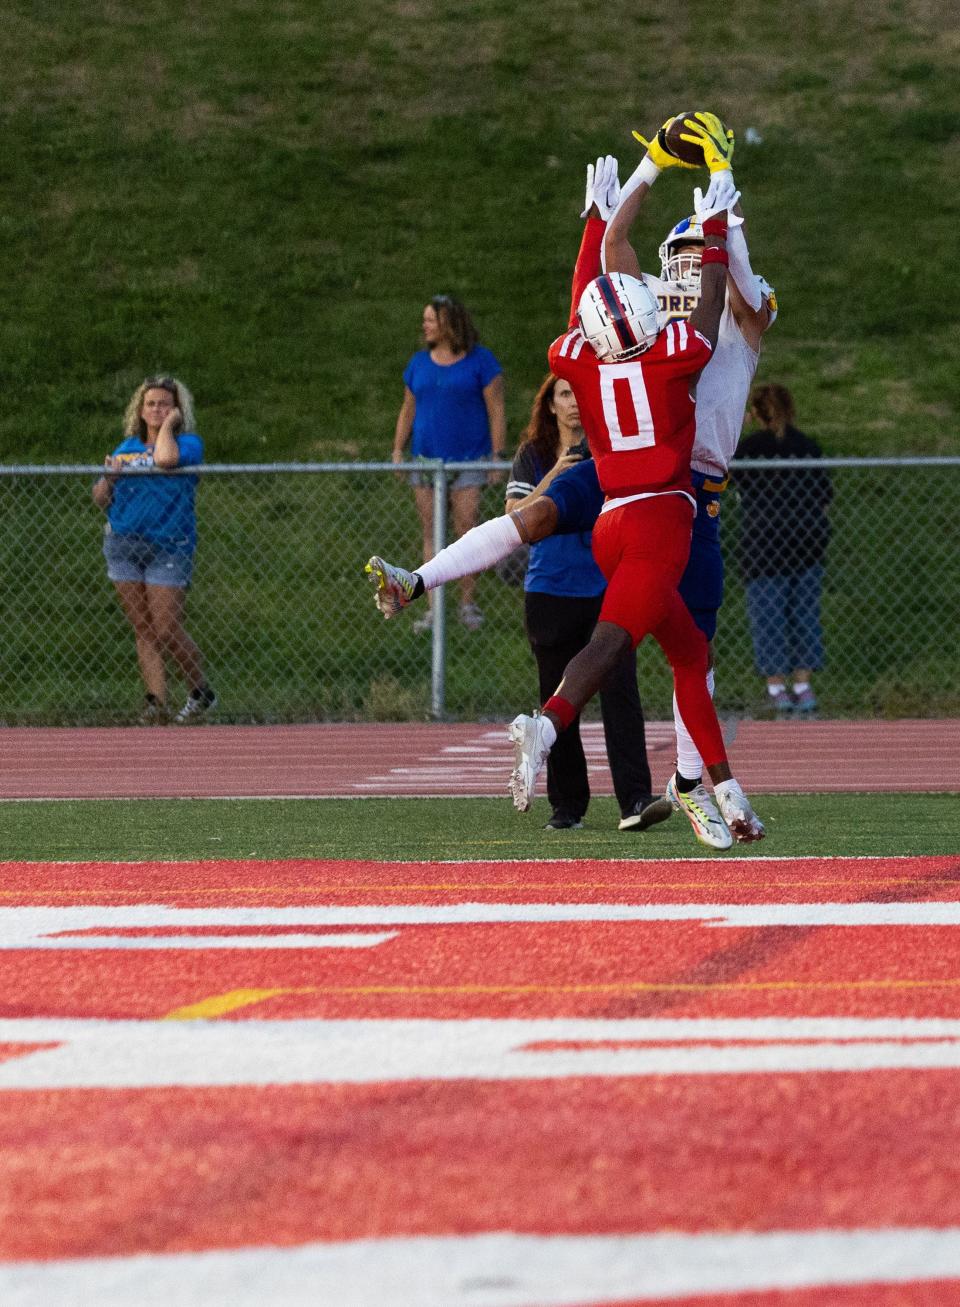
[713, 777, 744, 802]
[417, 515, 523, 591]
[767, 681, 787, 697]
[674, 666, 714, 781]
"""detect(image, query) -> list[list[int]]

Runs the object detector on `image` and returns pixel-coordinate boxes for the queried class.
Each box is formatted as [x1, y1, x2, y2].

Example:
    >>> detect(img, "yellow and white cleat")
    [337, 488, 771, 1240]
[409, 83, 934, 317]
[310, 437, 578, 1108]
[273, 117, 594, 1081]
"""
[665, 772, 733, 850]
[365, 555, 419, 619]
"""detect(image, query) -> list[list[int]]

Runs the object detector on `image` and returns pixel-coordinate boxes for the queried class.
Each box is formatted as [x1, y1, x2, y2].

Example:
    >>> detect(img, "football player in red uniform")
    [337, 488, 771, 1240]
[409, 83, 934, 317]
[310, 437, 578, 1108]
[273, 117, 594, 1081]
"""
[508, 145, 763, 848]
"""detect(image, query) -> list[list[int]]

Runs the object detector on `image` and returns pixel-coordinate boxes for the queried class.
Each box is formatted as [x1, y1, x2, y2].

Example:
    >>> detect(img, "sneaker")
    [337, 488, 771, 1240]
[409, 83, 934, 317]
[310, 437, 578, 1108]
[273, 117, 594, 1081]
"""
[769, 689, 794, 716]
[793, 687, 817, 714]
[508, 712, 555, 813]
[459, 602, 484, 631]
[138, 694, 168, 725]
[618, 794, 674, 832]
[715, 779, 766, 843]
[544, 810, 583, 830]
[665, 772, 733, 850]
[365, 555, 419, 619]
[174, 685, 218, 724]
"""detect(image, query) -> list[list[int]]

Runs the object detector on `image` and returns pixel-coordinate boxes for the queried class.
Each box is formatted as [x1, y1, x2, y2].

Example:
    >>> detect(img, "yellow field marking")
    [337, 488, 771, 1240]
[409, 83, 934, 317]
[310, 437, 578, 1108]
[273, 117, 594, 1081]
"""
[161, 988, 313, 1020]
[153, 976, 960, 1017]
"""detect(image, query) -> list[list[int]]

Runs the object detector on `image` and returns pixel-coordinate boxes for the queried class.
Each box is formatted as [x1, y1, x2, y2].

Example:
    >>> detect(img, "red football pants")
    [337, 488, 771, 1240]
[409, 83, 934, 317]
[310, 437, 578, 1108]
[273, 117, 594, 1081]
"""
[591, 494, 727, 769]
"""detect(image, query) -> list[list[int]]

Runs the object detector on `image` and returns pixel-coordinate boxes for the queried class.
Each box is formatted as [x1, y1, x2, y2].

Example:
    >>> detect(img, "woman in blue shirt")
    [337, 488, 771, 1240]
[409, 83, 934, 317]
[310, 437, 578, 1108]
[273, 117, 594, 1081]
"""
[506, 374, 660, 831]
[392, 295, 506, 632]
[92, 376, 216, 724]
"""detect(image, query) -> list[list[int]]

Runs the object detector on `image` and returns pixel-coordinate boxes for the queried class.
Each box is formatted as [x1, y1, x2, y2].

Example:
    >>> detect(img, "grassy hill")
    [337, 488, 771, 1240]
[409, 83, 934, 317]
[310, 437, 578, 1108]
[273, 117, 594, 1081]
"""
[2, 0, 959, 465]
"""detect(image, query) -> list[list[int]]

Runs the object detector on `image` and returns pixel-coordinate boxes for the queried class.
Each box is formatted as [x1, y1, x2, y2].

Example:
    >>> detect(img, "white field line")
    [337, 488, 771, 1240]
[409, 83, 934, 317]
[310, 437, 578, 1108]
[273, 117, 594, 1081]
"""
[6, 1017, 960, 1088]
[0, 851, 950, 861]
[2, 792, 947, 800]
[0, 932, 399, 951]
[2, 1227, 960, 1306]
[2, 899, 960, 952]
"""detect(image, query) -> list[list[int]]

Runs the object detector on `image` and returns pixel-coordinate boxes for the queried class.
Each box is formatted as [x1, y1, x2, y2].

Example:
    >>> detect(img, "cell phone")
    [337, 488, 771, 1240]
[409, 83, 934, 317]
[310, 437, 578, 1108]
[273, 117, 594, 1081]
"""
[570, 437, 590, 460]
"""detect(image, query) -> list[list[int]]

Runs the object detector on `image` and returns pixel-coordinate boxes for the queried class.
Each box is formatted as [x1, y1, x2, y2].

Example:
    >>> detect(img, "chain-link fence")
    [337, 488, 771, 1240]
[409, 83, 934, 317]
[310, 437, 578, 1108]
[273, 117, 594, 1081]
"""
[1, 458, 957, 725]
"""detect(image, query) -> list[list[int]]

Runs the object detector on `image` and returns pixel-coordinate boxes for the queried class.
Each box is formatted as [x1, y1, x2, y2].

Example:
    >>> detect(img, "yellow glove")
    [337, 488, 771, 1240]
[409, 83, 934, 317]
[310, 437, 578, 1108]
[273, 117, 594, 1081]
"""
[631, 117, 699, 171]
[678, 111, 735, 172]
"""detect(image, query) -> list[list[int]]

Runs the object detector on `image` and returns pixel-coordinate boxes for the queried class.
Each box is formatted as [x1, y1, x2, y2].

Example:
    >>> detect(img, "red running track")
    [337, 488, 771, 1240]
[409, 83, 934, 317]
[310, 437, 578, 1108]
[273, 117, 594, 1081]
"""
[0, 719, 956, 799]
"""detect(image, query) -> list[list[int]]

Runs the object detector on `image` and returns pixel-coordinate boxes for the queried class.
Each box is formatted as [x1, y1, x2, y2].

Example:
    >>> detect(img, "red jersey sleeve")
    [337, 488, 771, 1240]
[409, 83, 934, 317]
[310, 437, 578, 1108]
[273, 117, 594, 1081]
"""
[645, 319, 713, 376]
[548, 326, 590, 381]
[567, 217, 606, 328]
[548, 219, 606, 375]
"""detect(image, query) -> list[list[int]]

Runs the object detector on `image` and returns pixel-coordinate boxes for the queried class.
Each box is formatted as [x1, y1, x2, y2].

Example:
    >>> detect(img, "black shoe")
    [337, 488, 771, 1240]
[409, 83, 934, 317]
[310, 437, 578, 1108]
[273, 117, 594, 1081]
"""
[618, 794, 674, 832]
[543, 811, 584, 830]
[174, 685, 218, 724]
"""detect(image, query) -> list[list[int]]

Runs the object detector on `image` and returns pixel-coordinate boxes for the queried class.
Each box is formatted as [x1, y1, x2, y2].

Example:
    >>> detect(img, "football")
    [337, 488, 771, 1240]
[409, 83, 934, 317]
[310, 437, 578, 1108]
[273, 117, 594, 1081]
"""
[661, 112, 709, 166]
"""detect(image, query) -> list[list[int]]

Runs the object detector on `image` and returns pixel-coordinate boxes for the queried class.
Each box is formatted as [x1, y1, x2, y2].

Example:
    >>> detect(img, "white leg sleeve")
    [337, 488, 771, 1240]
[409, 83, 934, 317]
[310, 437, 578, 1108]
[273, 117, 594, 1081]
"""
[673, 667, 715, 780]
[727, 226, 763, 311]
[416, 515, 523, 591]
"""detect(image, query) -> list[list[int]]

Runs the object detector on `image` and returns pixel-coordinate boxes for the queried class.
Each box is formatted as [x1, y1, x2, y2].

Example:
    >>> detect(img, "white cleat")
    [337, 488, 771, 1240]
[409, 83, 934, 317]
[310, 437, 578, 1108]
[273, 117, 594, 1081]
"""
[716, 779, 766, 843]
[508, 712, 554, 813]
[665, 772, 733, 850]
[365, 555, 419, 618]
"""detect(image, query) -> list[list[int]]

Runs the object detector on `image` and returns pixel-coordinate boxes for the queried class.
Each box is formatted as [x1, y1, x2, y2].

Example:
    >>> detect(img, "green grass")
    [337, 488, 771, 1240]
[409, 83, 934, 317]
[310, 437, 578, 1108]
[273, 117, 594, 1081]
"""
[3, 3, 960, 723]
[4, 795, 958, 861]
[2, 1, 959, 463]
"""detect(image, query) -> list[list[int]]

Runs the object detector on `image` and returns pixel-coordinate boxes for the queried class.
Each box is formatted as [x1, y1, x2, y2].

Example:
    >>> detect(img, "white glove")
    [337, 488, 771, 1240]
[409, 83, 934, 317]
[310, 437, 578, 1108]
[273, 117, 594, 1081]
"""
[581, 154, 620, 220]
[701, 169, 738, 214]
[693, 179, 742, 225]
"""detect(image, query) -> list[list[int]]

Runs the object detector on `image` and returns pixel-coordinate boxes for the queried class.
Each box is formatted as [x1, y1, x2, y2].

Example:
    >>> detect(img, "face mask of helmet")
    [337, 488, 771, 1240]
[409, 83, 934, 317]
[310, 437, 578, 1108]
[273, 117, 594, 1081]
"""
[659, 216, 705, 293]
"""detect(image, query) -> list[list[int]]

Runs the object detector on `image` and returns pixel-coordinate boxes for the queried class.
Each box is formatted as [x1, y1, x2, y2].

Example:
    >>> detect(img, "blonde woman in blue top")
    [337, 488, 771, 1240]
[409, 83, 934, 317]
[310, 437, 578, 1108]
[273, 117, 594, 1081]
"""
[92, 376, 216, 724]
[392, 295, 506, 632]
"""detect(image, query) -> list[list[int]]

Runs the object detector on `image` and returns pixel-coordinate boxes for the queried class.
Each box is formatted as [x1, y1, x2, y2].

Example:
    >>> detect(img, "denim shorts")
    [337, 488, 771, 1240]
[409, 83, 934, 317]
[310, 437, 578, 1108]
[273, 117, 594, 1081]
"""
[103, 529, 194, 588]
[407, 467, 488, 491]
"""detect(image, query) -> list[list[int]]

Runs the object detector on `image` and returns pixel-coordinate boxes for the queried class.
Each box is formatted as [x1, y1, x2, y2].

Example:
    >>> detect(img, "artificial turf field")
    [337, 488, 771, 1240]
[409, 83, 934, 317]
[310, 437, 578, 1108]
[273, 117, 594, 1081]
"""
[2, 792, 960, 1303]
[3, 793, 959, 860]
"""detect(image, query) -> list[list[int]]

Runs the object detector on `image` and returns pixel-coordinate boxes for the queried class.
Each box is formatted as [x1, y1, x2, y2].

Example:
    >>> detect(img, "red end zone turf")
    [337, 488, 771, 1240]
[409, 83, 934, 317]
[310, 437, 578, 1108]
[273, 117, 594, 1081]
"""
[1, 856, 960, 1303]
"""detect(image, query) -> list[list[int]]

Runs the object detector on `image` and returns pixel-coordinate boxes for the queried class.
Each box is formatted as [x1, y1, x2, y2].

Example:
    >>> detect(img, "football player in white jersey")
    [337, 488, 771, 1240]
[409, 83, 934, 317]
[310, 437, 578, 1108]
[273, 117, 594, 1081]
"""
[600, 112, 777, 844]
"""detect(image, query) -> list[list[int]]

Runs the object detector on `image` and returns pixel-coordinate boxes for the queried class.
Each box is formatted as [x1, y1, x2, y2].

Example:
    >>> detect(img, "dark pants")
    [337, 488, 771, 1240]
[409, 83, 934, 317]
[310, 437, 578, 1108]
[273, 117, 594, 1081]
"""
[524, 590, 653, 820]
